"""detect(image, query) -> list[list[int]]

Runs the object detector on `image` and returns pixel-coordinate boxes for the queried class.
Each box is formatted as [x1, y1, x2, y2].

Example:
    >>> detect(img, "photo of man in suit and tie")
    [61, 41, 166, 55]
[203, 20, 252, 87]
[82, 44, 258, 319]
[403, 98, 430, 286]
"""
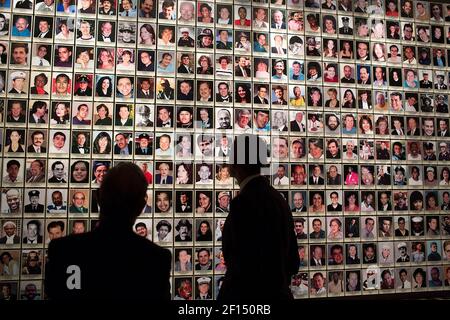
[154, 161, 173, 184]
[176, 191, 192, 213]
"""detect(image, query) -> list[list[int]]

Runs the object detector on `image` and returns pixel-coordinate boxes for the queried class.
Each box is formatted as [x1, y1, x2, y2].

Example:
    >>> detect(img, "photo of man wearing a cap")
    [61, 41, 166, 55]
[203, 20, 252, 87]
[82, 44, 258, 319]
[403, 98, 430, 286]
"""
[175, 219, 192, 241]
[195, 276, 212, 300]
[216, 191, 230, 213]
[135, 105, 154, 127]
[177, 27, 194, 47]
[339, 16, 353, 35]
[135, 133, 153, 155]
[119, 23, 135, 43]
[197, 28, 213, 48]
[9, 71, 27, 94]
[396, 242, 410, 262]
[74, 75, 92, 96]
[24, 190, 45, 213]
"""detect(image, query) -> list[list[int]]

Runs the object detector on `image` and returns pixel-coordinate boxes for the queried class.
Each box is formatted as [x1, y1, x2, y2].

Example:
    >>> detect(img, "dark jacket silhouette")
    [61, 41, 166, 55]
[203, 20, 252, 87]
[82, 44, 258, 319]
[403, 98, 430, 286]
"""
[45, 226, 171, 300]
[218, 176, 299, 300]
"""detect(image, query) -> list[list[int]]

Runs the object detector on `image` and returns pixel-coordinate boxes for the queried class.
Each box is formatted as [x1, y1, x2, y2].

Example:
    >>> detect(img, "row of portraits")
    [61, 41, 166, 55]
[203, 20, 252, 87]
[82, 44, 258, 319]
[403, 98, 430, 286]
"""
[2, 150, 450, 183]
[1, 215, 450, 248]
[2, 183, 450, 216]
[5, 40, 450, 77]
[2, 242, 449, 281]
[1, 262, 450, 301]
[1, 263, 449, 301]
[3, 0, 450, 27]
[1, 0, 450, 20]
[4, 56, 450, 93]
[1, 129, 450, 164]
[4, 14, 450, 52]
[2, 97, 450, 131]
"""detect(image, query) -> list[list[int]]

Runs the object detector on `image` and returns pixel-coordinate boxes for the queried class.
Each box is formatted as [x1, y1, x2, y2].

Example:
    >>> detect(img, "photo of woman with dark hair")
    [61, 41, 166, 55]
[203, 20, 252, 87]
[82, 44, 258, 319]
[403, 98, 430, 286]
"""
[4, 129, 25, 153]
[342, 89, 356, 108]
[50, 102, 70, 125]
[198, 3, 213, 23]
[95, 76, 113, 98]
[55, 19, 74, 40]
[70, 160, 89, 183]
[94, 104, 112, 125]
[175, 162, 193, 185]
[235, 83, 251, 104]
[409, 191, 424, 211]
[92, 131, 112, 154]
[413, 268, 426, 288]
[196, 220, 212, 241]
[196, 191, 212, 213]
[139, 23, 156, 45]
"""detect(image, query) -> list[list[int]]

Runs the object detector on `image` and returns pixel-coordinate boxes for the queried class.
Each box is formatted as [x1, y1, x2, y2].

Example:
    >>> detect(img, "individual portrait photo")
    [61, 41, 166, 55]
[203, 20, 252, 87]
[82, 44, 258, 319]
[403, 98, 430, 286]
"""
[117, 22, 136, 44]
[8, 71, 29, 95]
[28, 72, 50, 97]
[53, 18, 75, 41]
[34, 16, 53, 40]
[153, 219, 173, 244]
[116, 76, 134, 99]
[70, 132, 90, 155]
[46, 189, 67, 215]
[24, 158, 47, 185]
[154, 161, 173, 185]
[114, 104, 134, 127]
[0, 12, 10, 37]
[158, 24, 175, 48]
[197, 2, 214, 24]
[154, 190, 172, 214]
[175, 190, 193, 213]
[68, 190, 89, 214]
[10, 42, 30, 66]
[215, 28, 232, 50]
[118, 0, 137, 17]
[11, 15, 32, 38]
[97, 20, 116, 44]
[113, 132, 132, 155]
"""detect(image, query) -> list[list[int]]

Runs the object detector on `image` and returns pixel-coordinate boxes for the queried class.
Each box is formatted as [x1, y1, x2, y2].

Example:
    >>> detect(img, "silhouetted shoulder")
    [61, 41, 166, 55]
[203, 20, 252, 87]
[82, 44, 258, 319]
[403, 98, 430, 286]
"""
[46, 230, 171, 300]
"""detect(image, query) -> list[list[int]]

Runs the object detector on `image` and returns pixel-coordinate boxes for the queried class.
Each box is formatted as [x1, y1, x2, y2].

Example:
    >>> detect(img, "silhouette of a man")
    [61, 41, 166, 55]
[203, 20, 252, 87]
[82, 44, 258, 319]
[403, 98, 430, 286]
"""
[218, 135, 299, 300]
[45, 163, 171, 300]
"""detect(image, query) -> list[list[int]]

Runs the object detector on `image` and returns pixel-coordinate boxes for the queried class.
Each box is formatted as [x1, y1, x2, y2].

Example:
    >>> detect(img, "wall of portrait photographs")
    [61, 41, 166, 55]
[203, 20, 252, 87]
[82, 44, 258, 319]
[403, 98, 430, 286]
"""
[0, 0, 450, 300]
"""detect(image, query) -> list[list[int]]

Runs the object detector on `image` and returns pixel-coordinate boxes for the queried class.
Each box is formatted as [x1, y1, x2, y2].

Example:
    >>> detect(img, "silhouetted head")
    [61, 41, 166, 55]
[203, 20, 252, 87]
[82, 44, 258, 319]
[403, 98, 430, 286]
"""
[99, 163, 148, 228]
[230, 134, 269, 183]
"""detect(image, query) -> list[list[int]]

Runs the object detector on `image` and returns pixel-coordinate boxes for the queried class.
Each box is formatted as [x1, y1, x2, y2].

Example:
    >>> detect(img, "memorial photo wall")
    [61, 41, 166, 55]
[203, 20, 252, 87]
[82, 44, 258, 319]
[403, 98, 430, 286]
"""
[0, 0, 450, 300]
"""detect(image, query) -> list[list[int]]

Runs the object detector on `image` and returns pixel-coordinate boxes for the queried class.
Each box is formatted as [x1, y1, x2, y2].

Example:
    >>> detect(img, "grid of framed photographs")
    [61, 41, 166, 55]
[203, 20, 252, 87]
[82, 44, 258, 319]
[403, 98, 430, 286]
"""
[0, 0, 450, 300]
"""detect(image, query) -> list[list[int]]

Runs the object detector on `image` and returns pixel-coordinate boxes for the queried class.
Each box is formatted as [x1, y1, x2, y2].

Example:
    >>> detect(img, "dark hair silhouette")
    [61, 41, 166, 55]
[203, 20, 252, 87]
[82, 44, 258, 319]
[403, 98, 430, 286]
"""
[99, 162, 148, 227]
